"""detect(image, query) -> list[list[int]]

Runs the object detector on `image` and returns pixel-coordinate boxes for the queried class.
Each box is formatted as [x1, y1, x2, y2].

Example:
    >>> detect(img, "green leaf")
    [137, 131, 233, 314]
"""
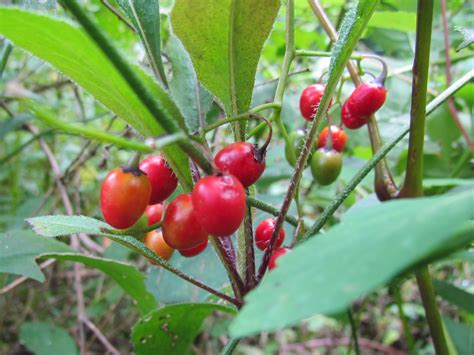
[170, 0, 280, 115]
[44, 253, 157, 315]
[433, 280, 474, 314]
[444, 317, 474, 355]
[168, 34, 214, 133]
[116, 0, 168, 86]
[368, 11, 416, 33]
[20, 322, 78, 355]
[230, 190, 474, 337]
[132, 303, 236, 355]
[0, 230, 72, 282]
[0, 228, 157, 315]
[0, 7, 192, 188]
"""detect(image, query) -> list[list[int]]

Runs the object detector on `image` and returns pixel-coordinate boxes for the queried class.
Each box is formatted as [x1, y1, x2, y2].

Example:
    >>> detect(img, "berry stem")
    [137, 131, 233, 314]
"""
[250, 114, 273, 162]
[360, 54, 388, 86]
[246, 196, 301, 227]
[210, 236, 245, 300]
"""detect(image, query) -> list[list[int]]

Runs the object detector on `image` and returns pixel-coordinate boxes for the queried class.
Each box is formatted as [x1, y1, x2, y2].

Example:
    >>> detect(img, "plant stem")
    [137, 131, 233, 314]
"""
[347, 308, 360, 355]
[392, 284, 417, 354]
[246, 197, 300, 227]
[303, 67, 473, 239]
[400, 1, 449, 353]
[210, 237, 245, 301]
[250, 102, 282, 113]
[222, 338, 240, 355]
[308, 0, 399, 201]
[416, 268, 448, 354]
[0, 41, 13, 79]
[61, 0, 214, 177]
[295, 49, 363, 61]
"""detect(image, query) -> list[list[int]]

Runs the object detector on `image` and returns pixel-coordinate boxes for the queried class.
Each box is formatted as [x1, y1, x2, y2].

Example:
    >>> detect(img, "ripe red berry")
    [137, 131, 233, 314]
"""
[214, 142, 265, 188]
[100, 168, 151, 229]
[179, 239, 208, 257]
[268, 247, 291, 270]
[347, 82, 387, 117]
[162, 194, 208, 250]
[192, 174, 246, 236]
[145, 203, 164, 226]
[144, 230, 174, 263]
[310, 149, 343, 186]
[317, 126, 347, 152]
[299, 84, 332, 121]
[139, 155, 178, 204]
[341, 101, 367, 129]
[255, 218, 285, 251]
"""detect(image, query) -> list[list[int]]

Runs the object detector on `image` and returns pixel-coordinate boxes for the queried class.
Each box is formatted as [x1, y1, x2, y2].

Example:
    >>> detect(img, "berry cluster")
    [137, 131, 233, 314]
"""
[100, 137, 289, 269]
[293, 67, 387, 187]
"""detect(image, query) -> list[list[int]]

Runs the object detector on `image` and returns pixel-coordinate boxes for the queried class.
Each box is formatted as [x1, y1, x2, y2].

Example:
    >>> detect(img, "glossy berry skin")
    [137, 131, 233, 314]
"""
[347, 82, 387, 117]
[317, 126, 347, 152]
[214, 142, 265, 188]
[179, 239, 208, 257]
[139, 155, 178, 204]
[299, 84, 332, 121]
[268, 247, 291, 270]
[145, 203, 164, 226]
[192, 174, 246, 237]
[285, 129, 306, 166]
[162, 194, 208, 250]
[310, 149, 342, 186]
[100, 168, 151, 229]
[144, 230, 174, 263]
[341, 101, 367, 130]
[255, 218, 285, 251]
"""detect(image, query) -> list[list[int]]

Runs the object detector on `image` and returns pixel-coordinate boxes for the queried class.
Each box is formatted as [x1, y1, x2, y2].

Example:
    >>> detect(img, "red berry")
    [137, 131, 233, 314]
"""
[162, 194, 208, 250]
[179, 239, 208, 257]
[268, 247, 291, 270]
[139, 155, 178, 204]
[145, 203, 164, 226]
[192, 174, 246, 236]
[144, 230, 174, 263]
[317, 126, 347, 152]
[299, 84, 332, 121]
[100, 168, 151, 229]
[347, 82, 387, 117]
[341, 101, 367, 129]
[255, 218, 285, 251]
[214, 142, 265, 188]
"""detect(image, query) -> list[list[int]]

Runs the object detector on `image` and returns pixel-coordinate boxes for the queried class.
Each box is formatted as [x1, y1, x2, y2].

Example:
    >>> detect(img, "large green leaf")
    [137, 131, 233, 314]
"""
[230, 190, 474, 337]
[116, 0, 168, 86]
[20, 322, 78, 355]
[168, 34, 214, 133]
[170, 0, 280, 115]
[0, 229, 157, 315]
[444, 317, 474, 355]
[0, 7, 192, 188]
[132, 303, 236, 355]
[0, 230, 72, 282]
[368, 11, 417, 33]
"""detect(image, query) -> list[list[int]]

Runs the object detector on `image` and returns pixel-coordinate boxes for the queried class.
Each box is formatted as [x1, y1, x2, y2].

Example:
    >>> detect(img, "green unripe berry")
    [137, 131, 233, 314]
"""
[310, 149, 342, 185]
[285, 129, 307, 167]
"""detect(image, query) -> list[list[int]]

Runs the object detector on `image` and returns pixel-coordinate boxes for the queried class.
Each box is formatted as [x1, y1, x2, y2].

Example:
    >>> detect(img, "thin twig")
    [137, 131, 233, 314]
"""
[82, 317, 120, 355]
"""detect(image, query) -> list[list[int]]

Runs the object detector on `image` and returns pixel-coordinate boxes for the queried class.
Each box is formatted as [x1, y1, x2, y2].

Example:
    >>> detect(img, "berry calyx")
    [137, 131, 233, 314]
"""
[341, 101, 367, 130]
[139, 155, 178, 204]
[162, 194, 208, 250]
[310, 149, 343, 186]
[268, 247, 291, 270]
[285, 129, 307, 167]
[255, 218, 285, 251]
[192, 174, 246, 237]
[347, 81, 387, 117]
[100, 167, 151, 229]
[214, 142, 265, 188]
[317, 126, 347, 152]
[145, 203, 164, 226]
[179, 239, 208, 257]
[299, 84, 332, 121]
[144, 230, 174, 263]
